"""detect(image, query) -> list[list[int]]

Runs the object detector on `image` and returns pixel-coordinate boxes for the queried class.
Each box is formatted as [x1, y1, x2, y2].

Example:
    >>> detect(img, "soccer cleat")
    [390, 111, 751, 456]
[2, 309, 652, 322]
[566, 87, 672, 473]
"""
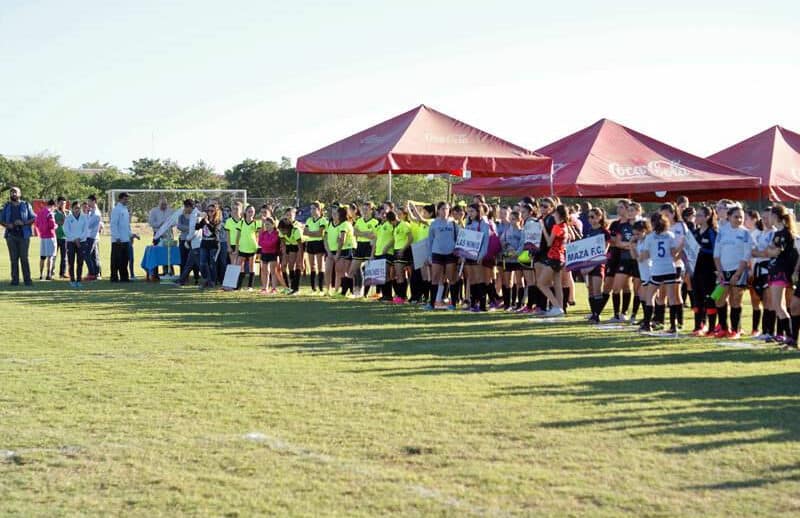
[260, 288, 268, 294]
[447, 304, 457, 311]
[727, 331, 742, 340]
[545, 307, 565, 317]
[691, 329, 705, 337]
[392, 297, 406, 304]
[713, 329, 729, 338]
[434, 302, 449, 310]
[422, 304, 434, 311]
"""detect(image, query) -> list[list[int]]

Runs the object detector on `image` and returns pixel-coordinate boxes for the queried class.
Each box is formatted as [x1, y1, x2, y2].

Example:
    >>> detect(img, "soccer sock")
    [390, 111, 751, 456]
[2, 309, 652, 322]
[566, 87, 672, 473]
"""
[400, 281, 408, 299]
[562, 287, 570, 311]
[681, 283, 688, 305]
[479, 283, 488, 310]
[792, 316, 800, 341]
[517, 286, 525, 308]
[687, 289, 695, 309]
[752, 309, 762, 334]
[612, 293, 621, 317]
[450, 283, 460, 305]
[642, 305, 653, 326]
[778, 318, 790, 338]
[621, 291, 631, 314]
[248, 273, 254, 288]
[469, 284, 477, 306]
[599, 292, 611, 314]
[677, 304, 684, 327]
[631, 295, 641, 319]
[707, 307, 717, 331]
[536, 286, 548, 310]
[730, 307, 742, 333]
[383, 282, 393, 299]
[340, 278, 348, 295]
[694, 307, 703, 331]
[669, 304, 680, 331]
[236, 272, 245, 290]
[764, 310, 776, 336]
[527, 286, 536, 309]
[309, 271, 317, 290]
[502, 286, 511, 308]
[654, 304, 665, 324]
[292, 270, 301, 292]
[718, 305, 729, 331]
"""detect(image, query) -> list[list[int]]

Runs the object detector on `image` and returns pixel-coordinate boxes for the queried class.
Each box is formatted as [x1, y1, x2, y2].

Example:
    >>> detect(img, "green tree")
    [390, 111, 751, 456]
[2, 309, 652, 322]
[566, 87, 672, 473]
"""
[0, 155, 40, 196]
[225, 159, 295, 199]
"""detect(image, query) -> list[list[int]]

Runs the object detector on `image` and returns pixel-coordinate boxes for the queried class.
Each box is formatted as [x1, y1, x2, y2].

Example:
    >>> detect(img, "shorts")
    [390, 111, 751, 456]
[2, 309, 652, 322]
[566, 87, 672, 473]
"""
[616, 259, 637, 277]
[586, 264, 605, 278]
[40, 237, 57, 258]
[393, 248, 412, 264]
[543, 257, 564, 272]
[432, 253, 457, 265]
[651, 272, 680, 285]
[374, 253, 394, 262]
[285, 244, 299, 253]
[229, 245, 237, 253]
[261, 253, 279, 263]
[768, 270, 791, 288]
[503, 261, 522, 272]
[336, 248, 354, 260]
[238, 251, 255, 259]
[354, 241, 373, 260]
[721, 269, 748, 287]
[306, 240, 325, 255]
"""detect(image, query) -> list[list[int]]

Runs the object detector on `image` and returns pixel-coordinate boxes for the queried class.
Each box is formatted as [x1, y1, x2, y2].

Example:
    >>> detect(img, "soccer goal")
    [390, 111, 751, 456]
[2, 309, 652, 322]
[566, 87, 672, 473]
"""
[108, 189, 248, 223]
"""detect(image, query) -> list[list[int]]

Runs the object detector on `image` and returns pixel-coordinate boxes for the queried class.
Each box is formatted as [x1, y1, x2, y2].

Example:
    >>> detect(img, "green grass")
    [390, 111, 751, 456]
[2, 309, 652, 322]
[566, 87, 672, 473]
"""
[2, 236, 800, 516]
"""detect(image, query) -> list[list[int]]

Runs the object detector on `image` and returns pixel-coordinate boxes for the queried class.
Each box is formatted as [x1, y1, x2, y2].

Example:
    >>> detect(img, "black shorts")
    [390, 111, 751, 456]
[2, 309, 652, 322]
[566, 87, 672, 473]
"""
[354, 241, 373, 260]
[587, 264, 605, 278]
[335, 249, 354, 260]
[374, 253, 394, 262]
[543, 257, 563, 272]
[721, 269, 748, 287]
[238, 251, 255, 259]
[504, 261, 522, 272]
[261, 253, 279, 262]
[617, 259, 637, 276]
[285, 244, 299, 253]
[431, 253, 457, 265]
[306, 240, 325, 255]
[651, 272, 680, 285]
[393, 248, 412, 264]
[229, 245, 237, 253]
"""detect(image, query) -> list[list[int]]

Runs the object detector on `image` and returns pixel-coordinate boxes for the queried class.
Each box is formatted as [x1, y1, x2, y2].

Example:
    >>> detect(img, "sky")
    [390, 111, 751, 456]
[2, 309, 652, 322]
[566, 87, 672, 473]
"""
[1, 0, 798, 173]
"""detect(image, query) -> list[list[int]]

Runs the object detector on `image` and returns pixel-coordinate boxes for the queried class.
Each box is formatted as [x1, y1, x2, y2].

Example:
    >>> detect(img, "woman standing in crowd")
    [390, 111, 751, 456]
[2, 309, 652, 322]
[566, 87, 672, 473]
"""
[372, 207, 395, 302]
[351, 202, 379, 297]
[426, 202, 458, 310]
[640, 213, 681, 335]
[630, 219, 653, 331]
[712, 206, 752, 338]
[536, 204, 569, 317]
[500, 209, 524, 311]
[460, 204, 491, 312]
[258, 216, 288, 294]
[691, 206, 718, 336]
[585, 208, 611, 323]
[765, 205, 798, 345]
[197, 202, 222, 289]
[235, 205, 260, 291]
[751, 208, 777, 338]
[35, 199, 58, 280]
[303, 202, 328, 293]
[390, 208, 413, 303]
[278, 217, 304, 294]
[407, 202, 434, 305]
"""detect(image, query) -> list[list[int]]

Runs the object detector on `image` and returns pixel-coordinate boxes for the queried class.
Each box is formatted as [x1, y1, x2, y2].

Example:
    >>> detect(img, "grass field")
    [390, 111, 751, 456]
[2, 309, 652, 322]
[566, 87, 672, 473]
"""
[2, 236, 800, 516]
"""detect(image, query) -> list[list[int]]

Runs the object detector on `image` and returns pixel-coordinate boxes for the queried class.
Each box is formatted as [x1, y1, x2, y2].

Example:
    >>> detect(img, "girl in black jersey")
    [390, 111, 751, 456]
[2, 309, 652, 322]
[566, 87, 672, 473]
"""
[610, 200, 635, 322]
[766, 204, 798, 346]
[584, 208, 611, 323]
[691, 206, 718, 336]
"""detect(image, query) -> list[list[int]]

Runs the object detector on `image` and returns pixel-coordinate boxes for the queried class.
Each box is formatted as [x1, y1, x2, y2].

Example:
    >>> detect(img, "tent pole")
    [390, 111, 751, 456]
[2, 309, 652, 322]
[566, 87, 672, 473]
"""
[549, 162, 555, 197]
[295, 169, 300, 207]
[388, 170, 393, 201]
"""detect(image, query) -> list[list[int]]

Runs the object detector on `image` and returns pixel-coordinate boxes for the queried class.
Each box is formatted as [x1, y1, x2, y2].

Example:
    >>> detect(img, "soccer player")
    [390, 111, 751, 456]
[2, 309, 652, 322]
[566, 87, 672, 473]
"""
[235, 205, 260, 291]
[303, 202, 328, 293]
[712, 206, 752, 338]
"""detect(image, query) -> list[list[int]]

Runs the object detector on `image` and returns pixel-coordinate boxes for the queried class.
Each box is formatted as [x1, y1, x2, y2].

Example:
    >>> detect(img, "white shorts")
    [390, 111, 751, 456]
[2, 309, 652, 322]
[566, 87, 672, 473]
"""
[40, 237, 57, 257]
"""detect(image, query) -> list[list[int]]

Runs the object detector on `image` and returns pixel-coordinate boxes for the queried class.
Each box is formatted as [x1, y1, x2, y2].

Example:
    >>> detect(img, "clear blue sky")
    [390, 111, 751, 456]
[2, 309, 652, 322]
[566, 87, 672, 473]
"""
[1, 0, 797, 172]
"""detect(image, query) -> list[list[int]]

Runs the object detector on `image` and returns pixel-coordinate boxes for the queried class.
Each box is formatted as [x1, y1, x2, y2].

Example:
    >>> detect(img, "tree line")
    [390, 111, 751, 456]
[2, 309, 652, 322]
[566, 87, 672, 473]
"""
[0, 154, 452, 209]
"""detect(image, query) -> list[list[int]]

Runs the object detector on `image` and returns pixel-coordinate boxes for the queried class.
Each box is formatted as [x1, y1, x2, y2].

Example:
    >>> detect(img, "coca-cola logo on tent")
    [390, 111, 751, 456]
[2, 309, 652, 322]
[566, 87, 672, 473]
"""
[424, 133, 470, 145]
[608, 160, 692, 180]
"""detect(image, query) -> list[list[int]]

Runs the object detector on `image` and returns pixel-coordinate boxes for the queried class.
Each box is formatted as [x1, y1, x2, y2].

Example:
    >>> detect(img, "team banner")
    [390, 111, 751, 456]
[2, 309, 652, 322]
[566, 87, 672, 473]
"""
[411, 239, 431, 270]
[364, 258, 387, 286]
[454, 228, 483, 261]
[565, 233, 607, 272]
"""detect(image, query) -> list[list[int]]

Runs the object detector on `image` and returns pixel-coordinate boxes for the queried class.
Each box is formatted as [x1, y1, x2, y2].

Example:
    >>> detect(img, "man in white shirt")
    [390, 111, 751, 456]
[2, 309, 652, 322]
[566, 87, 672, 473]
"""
[63, 201, 88, 288]
[110, 192, 132, 282]
[83, 195, 104, 280]
[175, 200, 203, 286]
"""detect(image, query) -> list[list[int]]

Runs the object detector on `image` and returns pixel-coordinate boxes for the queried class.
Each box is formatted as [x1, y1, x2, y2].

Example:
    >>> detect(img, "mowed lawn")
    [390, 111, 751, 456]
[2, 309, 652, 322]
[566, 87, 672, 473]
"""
[2, 236, 800, 517]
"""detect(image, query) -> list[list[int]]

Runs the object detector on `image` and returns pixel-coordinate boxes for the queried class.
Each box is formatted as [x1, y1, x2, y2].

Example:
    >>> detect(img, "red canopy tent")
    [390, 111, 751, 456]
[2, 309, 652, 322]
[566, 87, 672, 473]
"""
[454, 118, 761, 201]
[707, 125, 800, 202]
[296, 104, 552, 199]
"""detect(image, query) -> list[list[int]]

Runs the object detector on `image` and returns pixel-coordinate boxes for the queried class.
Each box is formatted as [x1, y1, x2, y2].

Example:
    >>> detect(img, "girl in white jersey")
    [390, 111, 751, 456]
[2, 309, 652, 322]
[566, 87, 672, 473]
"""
[660, 203, 687, 329]
[746, 209, 771, 337]
[712, 207, 753, 339]
[639, 213, 681, 335]
[630, 219, 654, 331]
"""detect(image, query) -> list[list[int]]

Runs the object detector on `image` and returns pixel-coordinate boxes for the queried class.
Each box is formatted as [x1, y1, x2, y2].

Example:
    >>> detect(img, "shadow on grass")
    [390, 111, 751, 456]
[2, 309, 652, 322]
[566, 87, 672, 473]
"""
[685, 462, 800, 490]
[494, 373, 800, 451]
